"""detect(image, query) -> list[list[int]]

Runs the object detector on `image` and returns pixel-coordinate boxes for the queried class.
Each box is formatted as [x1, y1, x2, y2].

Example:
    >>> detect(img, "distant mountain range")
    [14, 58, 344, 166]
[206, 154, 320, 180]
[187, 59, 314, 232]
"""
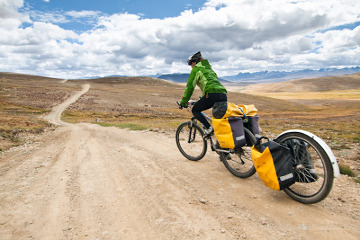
[71, 66, 360, 84]
[155, 73, 189, 83]
[156, 67, 360, 85]
[155, 73, 236, 85]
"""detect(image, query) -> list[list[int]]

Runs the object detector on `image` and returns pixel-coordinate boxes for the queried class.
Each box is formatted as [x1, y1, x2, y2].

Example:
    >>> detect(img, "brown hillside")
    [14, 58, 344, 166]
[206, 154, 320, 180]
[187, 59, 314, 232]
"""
[1, 72, 359, 151]
[81, 76, 176, 86]
[69, 76, 308, 119]
[242, 72, 360, 93]
[0, 72, 81, 108]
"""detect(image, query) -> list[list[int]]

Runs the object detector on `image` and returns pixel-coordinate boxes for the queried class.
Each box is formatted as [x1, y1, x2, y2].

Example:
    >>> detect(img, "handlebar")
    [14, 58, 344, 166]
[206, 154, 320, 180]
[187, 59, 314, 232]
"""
[177, 100, 197, 109]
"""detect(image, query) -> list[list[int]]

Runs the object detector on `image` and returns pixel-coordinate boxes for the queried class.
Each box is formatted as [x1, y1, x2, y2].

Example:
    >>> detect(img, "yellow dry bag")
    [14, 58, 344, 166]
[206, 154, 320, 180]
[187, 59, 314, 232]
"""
[251, 137, 295, 190]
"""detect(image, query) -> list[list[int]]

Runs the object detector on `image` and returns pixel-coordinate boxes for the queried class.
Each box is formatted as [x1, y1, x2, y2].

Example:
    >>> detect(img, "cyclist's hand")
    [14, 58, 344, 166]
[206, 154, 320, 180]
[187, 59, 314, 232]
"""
[177, 101, 188, 109]
[182, 102, 190, 109]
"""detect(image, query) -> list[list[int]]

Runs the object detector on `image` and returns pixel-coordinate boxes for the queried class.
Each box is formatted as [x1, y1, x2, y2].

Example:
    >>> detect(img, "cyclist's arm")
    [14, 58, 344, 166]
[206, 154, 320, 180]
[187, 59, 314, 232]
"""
[180, 69, 198, 106]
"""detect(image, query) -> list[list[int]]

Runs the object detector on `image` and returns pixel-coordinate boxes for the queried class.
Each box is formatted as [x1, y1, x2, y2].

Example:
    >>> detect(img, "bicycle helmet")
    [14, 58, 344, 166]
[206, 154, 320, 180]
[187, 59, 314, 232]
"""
[187, 51, 202, 65]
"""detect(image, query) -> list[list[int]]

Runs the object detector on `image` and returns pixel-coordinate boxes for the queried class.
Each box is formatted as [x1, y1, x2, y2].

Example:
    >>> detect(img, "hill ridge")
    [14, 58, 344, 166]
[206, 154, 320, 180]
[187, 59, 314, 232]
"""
[241, 73, 360, 93]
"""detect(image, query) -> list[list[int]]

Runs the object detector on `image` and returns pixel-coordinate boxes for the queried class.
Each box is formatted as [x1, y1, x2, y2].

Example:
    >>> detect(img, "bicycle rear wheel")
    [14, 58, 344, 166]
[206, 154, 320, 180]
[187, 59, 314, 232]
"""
[276, 132, 334, 204]
[220, 128, 257, 178]
[176, 121, 207, 161]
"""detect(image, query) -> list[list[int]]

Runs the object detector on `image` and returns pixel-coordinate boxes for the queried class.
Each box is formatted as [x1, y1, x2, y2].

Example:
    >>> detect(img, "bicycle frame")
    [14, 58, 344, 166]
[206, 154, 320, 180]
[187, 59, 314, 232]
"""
[201, 112, 212, 123]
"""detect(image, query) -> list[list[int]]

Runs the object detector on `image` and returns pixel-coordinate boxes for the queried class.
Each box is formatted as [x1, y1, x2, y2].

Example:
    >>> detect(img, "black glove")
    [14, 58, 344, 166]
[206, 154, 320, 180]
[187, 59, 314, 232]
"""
[178, 101, 188, 109]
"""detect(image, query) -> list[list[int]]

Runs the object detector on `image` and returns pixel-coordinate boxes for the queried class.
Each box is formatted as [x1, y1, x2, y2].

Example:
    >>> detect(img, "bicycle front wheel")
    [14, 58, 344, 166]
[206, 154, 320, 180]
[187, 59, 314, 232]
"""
[175, 121, 207, 161]
[276, 132, 334, 204]
[220, 128, 257, 178]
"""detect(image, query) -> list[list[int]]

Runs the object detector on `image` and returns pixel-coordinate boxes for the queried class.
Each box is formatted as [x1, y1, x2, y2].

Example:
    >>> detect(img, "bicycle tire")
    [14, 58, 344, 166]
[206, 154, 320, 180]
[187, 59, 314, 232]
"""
[175, 121, 207, 161]
[220, 128, 257, 178]
[275, 132, 334, 204]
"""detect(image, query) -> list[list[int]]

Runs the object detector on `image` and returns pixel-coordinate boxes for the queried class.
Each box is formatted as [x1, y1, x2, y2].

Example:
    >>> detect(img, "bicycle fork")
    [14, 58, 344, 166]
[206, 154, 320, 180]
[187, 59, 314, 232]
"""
[187, 121, 197, 143]
[187, 119, 231, 155]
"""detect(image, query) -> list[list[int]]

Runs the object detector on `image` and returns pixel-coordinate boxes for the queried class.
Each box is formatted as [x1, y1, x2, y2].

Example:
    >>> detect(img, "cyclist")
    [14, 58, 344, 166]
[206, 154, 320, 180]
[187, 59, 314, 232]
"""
[180, 51, 227, 136]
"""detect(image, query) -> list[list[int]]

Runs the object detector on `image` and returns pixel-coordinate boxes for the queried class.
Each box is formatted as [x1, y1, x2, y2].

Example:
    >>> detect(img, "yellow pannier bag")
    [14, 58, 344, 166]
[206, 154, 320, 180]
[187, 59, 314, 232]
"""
[222, 102, 243, 118]
[251, 137, 295, 190]
[212, 102, 255, 149]
[213, 117, 246, 149]
[251, 146, 280, 190]
[212, 102, 257, 119]
[238, 104, 258, 117]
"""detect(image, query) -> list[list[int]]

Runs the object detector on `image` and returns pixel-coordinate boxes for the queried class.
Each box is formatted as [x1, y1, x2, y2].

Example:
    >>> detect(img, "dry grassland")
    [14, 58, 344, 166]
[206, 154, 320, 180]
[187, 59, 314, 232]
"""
[1, 72, 359, 177]
[0, 73, 81, 150]
[247, 89, 360, 101]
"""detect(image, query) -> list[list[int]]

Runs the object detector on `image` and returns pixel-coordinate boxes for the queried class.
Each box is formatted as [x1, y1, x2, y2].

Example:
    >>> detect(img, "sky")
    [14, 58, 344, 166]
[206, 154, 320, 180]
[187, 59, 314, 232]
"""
[0, 0, 360, 79]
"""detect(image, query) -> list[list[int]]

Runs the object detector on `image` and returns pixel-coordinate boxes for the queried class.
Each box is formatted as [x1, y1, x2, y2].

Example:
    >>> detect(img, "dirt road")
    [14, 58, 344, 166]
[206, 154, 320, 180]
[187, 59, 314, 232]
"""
[0, 85, 359, 240]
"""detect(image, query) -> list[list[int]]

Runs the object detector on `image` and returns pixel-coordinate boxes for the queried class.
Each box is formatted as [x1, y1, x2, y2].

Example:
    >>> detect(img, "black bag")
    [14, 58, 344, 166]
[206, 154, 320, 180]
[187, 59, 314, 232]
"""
[244, 115, 261, 142]
[251, 137, 296, 190]
[212, 101, 228, 119]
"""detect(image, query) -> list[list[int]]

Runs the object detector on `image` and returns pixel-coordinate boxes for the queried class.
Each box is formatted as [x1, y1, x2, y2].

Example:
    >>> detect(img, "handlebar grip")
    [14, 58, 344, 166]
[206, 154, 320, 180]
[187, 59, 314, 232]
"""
[177, 101, 184, 109]
[177, 100, 193, 109]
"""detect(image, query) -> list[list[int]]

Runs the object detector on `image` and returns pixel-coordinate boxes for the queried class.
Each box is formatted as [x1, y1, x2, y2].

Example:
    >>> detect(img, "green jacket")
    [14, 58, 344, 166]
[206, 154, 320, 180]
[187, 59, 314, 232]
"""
[180, 59, 227, 106]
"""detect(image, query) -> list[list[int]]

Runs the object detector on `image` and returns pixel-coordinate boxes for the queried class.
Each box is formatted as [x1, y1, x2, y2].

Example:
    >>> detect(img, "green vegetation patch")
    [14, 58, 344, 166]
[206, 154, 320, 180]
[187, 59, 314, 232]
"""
[95, 122, 147, 131]
[260, 117, 360, 144]
[339, 163, 357, 177]
[0, 100, 54, 150]
[62, 109, 186, 131]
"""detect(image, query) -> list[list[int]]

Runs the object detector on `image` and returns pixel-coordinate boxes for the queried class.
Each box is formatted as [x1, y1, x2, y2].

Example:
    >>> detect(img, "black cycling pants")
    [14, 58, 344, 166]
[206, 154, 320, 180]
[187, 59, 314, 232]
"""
[192, 93, 227, 129]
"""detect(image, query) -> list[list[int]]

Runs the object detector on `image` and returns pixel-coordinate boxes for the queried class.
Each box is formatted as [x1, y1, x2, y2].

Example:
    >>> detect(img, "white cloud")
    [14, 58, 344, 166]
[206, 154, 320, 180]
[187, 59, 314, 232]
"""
[66, 10, 100, 19]
[0, 0, 360, 78]
[0, 0, 29, 29]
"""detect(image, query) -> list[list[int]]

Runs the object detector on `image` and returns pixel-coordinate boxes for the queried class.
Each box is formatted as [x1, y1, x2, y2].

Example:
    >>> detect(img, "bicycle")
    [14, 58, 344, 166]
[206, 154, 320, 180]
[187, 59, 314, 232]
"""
[175, 100, 340, 204]
[176, 100, 257, 178]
